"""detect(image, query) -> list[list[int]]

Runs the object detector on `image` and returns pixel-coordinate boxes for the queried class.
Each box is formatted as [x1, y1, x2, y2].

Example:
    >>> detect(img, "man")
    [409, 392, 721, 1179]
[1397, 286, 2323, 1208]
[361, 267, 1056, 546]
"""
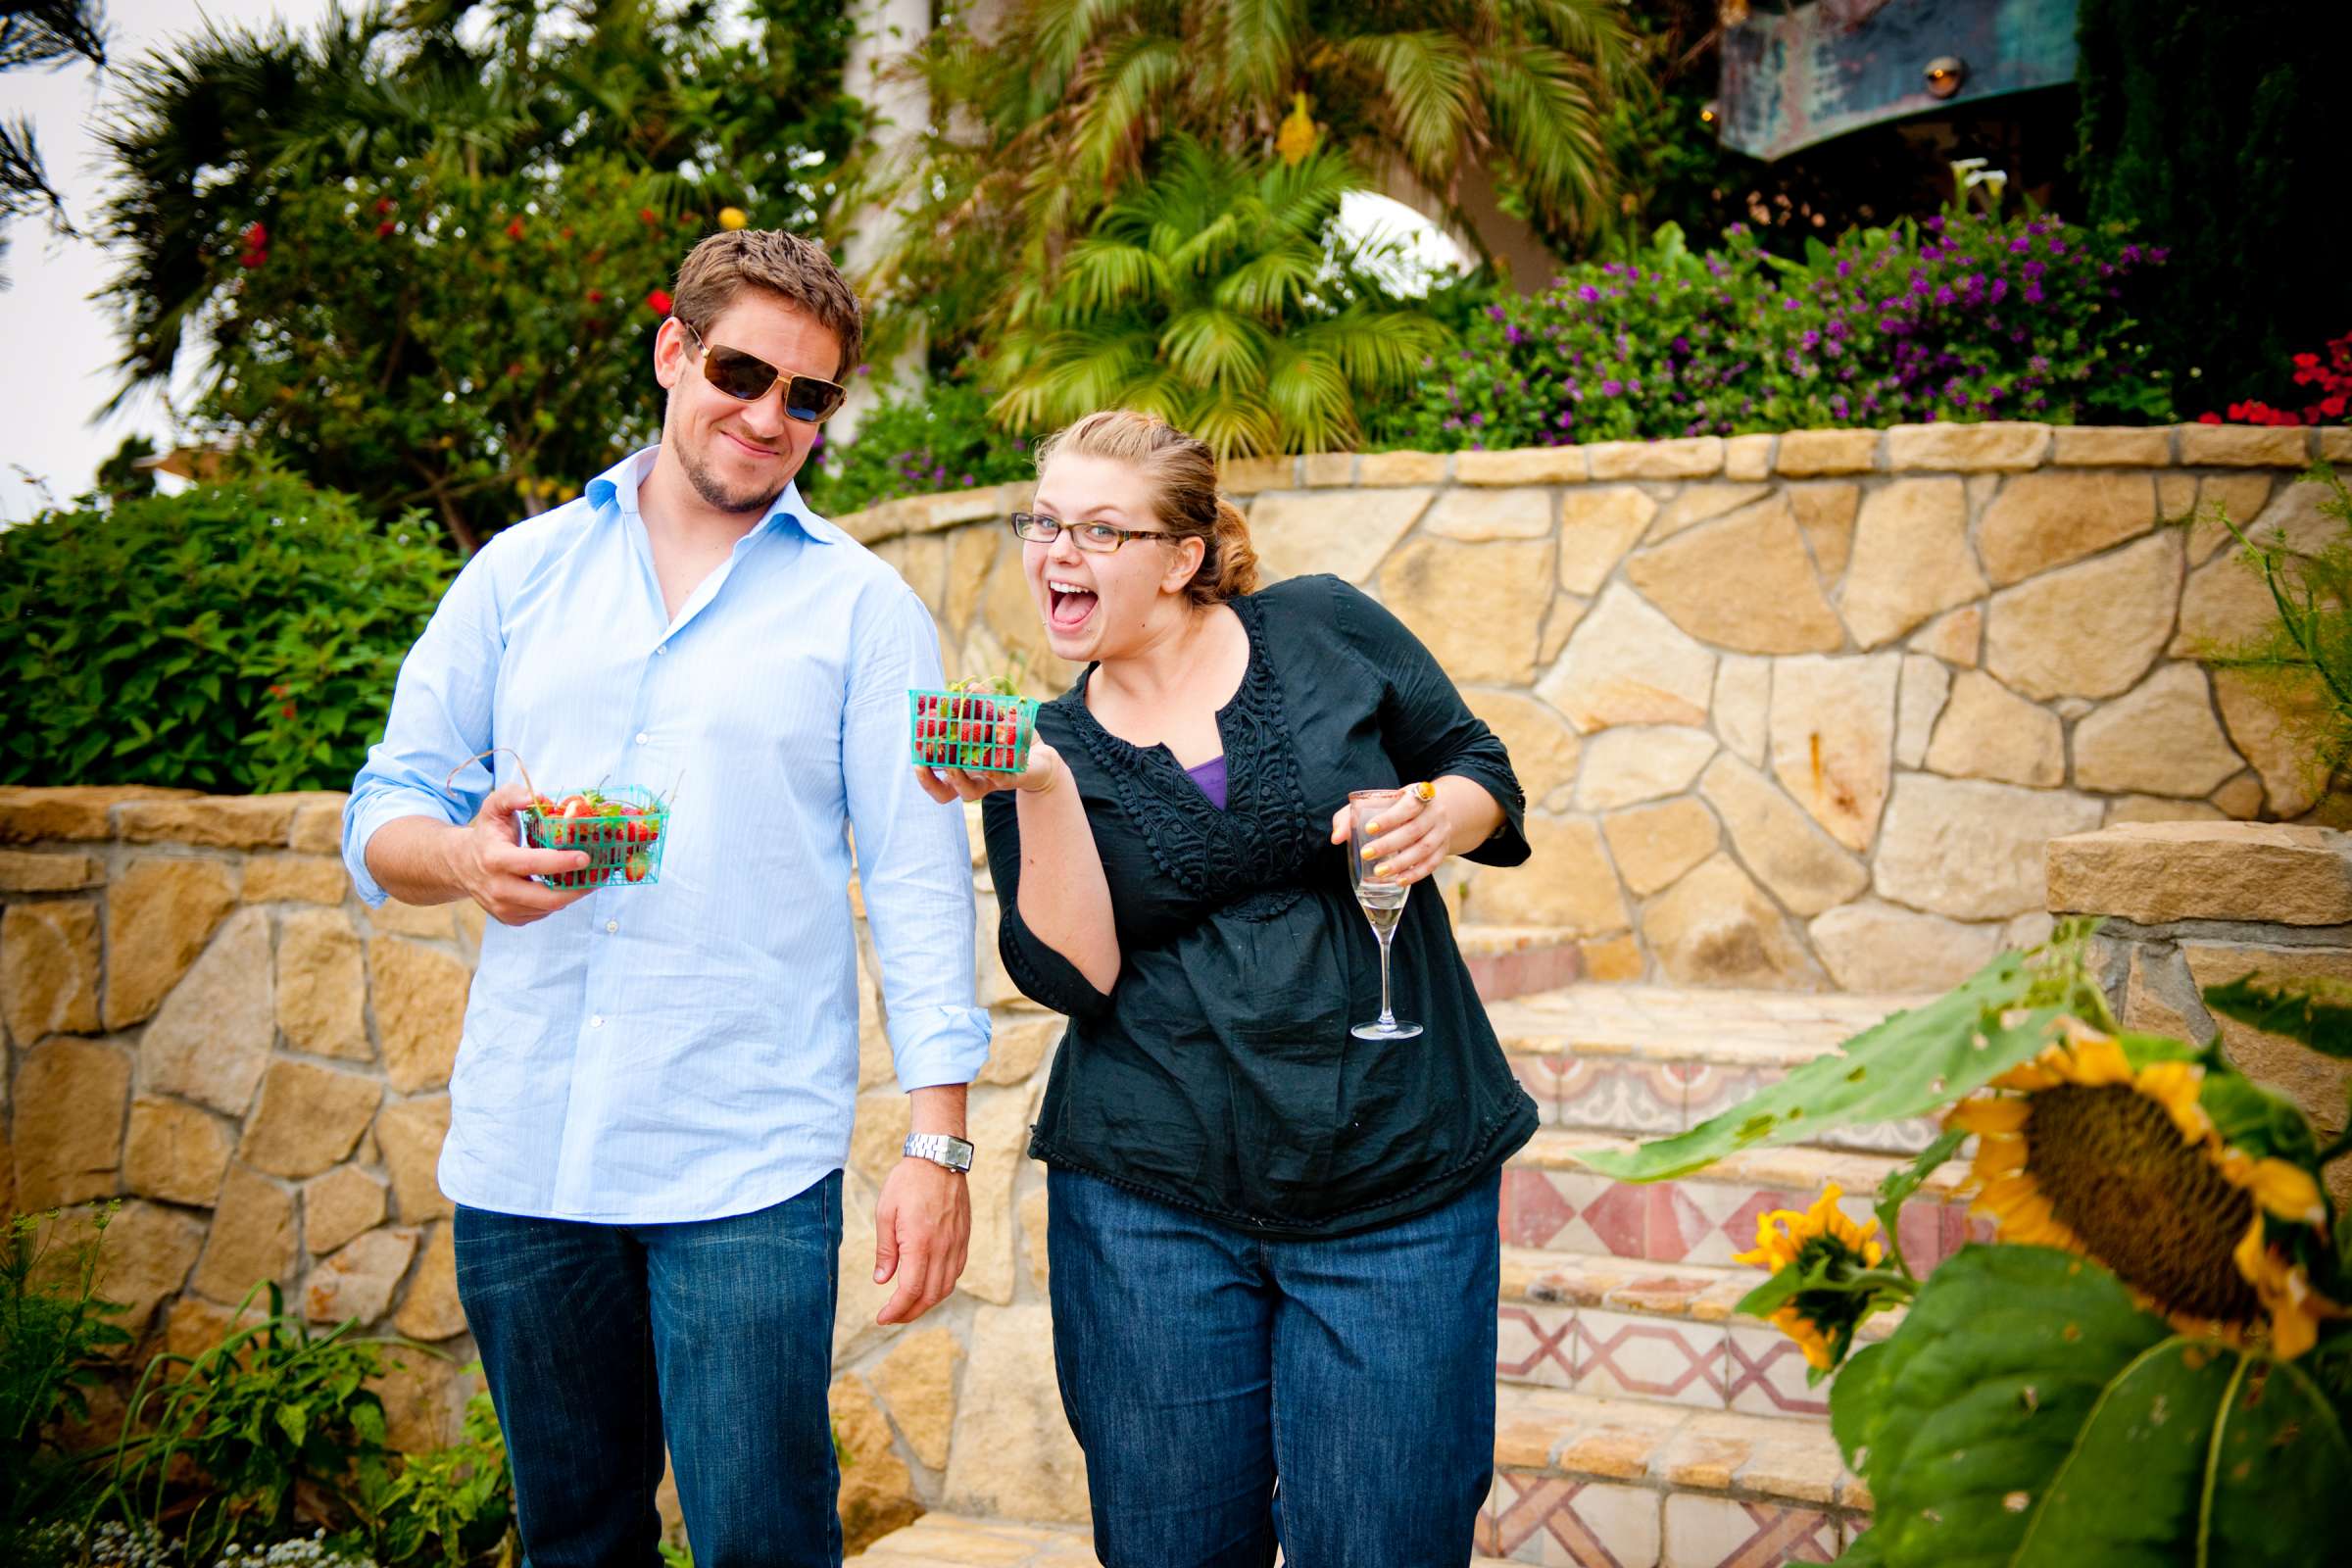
[342, 230, 988, 1565]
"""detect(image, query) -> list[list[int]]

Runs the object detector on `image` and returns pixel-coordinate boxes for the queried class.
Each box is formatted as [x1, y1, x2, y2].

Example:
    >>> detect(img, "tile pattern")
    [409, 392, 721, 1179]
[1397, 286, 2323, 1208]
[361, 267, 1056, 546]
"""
[1498, 1165, 1975, 1269]
[1662, 1496, 1840, 1567]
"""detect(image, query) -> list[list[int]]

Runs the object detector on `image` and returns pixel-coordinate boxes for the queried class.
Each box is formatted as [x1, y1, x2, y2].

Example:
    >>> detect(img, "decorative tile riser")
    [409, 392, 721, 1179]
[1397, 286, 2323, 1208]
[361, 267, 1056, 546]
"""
[1479, 1473, 1864, 1568]
[1499, 1164, 1984, 1267]
[1495, 1301, 1847, 1421]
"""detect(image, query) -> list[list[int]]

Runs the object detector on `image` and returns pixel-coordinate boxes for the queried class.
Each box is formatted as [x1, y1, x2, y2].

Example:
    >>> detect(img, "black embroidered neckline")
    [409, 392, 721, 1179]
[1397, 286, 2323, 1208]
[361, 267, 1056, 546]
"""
[1057, 593, 1319, 918]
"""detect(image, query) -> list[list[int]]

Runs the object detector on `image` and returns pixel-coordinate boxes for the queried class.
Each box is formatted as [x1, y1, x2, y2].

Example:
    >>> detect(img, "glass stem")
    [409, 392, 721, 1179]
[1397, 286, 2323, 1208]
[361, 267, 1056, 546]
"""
[1376, 932, 1397, 1030]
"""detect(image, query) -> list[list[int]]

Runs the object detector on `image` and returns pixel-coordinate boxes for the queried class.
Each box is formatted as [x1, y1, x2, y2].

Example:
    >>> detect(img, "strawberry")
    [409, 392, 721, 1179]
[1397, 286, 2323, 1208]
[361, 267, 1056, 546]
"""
[624, 848, 652, 883]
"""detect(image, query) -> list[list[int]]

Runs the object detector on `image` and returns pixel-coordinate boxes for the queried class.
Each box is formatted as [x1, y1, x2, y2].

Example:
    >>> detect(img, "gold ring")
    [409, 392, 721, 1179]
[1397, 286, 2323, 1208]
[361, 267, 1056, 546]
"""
[1411, 780, 1436, 803]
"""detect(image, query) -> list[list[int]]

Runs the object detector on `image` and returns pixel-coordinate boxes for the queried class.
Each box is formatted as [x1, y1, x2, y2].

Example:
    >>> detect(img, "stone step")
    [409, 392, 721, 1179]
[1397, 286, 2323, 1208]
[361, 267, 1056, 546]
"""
[1480, 1386, 1869, 1565]
[1500, 1128, 1982, 1270]
[1490, 983, 1946, 1155]
[1455, 924, 1586, 1003]
[847, 1512, 1520, 1566]
[1494, 1248, 1898, 1421]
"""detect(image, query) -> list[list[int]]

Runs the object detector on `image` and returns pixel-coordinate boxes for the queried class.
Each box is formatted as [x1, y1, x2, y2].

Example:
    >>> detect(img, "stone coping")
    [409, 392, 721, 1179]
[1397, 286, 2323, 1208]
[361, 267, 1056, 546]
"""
[0, 786, 349, 854]
[836, 420, 2352, 546]
[2048, 820, 2352, 926]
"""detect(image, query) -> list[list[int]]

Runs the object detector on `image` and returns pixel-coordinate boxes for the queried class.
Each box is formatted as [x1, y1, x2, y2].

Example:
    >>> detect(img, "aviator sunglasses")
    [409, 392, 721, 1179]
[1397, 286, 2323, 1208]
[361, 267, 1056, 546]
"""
[681, 322, 848, 423]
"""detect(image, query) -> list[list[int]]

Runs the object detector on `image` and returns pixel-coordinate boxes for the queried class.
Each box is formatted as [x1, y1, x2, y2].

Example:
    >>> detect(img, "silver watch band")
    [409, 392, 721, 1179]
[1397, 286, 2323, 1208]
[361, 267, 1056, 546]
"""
[903, 1132, 975, 1173]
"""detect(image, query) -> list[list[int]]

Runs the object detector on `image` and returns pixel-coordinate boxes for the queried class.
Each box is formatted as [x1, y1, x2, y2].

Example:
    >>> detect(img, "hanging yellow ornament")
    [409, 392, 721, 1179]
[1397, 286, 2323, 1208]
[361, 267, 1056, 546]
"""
[717, 207, 749, 231]
[1275, 93, 1317, 166]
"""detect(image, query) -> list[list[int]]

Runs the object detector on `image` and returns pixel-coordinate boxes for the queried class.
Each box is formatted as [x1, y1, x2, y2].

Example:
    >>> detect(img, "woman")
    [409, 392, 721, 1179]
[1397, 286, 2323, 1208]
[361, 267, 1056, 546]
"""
[914, 411, 1537, 1567]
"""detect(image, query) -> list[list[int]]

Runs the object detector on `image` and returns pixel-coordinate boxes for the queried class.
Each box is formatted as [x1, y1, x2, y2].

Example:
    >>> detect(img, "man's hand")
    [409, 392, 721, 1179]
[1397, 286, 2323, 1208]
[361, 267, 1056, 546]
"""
[873, 1155, 971, 1325]
[448, 783, 598, 926]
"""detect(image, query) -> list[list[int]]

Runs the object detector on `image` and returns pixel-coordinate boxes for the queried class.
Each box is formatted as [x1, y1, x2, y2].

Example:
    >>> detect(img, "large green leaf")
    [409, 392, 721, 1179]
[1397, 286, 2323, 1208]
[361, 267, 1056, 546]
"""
[2202, 974, 2352, 1060]
[1837, 1247, 2352, 1568]
[1576, 951, 2044, 1181]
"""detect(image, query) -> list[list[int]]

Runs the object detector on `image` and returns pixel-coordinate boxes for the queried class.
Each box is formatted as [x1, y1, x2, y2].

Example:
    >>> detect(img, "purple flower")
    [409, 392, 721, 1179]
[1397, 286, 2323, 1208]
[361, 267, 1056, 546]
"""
[1577, 284, 1602, 302]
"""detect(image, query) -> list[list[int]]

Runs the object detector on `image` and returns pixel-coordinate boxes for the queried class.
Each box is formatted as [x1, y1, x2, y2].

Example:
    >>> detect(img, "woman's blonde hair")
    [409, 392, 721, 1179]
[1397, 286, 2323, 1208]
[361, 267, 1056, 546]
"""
[1032, 412, 1260, 606]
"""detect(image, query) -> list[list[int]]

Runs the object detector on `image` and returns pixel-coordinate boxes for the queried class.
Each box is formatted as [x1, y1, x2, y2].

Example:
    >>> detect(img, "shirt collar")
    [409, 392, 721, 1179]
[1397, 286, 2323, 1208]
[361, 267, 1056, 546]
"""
[584, 445, 844, 546]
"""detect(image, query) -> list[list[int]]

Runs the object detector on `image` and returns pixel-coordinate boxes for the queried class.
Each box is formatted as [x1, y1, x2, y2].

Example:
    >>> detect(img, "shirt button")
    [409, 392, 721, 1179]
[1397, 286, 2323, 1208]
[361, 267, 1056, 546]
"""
[589, 1015, 605, 1029]
[634, 731, 649, 746]
[655, 644, 668, 656]
[604, 920, 618, 934]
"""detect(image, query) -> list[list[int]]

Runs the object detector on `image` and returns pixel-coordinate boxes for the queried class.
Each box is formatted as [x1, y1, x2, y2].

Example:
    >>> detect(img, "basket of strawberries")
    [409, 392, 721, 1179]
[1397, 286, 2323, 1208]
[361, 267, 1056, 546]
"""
[522, 786, 671, 889]
[909, 675, 1038, 775]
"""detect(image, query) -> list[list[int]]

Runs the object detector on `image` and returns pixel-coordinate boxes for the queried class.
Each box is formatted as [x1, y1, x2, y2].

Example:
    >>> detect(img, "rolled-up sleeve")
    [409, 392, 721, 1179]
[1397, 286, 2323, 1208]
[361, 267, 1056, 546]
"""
[1333, 578, 1531, 868]
[979, 790, 1116, 1023]
[341, 550, 508, 906]
[843, 586, 993, 1092]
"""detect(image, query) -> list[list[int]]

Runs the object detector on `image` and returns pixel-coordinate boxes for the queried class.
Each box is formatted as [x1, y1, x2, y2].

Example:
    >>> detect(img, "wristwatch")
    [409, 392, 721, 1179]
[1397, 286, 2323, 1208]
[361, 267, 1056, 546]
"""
[903, 1133, 975, 1173]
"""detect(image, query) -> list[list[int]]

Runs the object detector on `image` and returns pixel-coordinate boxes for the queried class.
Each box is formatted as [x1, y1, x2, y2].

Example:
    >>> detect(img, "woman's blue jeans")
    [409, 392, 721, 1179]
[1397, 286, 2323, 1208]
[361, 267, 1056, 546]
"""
[1047, 1165, 1500, 1568]
[453, 1173, 844, 1568]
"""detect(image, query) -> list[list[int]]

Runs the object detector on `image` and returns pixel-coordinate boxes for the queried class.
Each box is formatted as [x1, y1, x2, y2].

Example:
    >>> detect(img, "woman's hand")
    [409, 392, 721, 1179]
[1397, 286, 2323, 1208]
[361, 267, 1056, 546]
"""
[914, 738, 1064, 804]
[1329, 780, 1451, 888]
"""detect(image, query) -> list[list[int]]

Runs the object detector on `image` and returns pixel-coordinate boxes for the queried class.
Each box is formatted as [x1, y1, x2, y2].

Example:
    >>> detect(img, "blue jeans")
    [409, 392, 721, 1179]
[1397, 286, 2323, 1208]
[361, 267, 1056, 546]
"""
[454, 1174, 845, 1568]
[1047, 1166, 1500, 1568]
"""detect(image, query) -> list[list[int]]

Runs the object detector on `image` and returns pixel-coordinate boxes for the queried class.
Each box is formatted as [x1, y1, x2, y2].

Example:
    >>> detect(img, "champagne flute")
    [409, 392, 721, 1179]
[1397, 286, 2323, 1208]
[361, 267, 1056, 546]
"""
[1348, 788, 1423, 1041]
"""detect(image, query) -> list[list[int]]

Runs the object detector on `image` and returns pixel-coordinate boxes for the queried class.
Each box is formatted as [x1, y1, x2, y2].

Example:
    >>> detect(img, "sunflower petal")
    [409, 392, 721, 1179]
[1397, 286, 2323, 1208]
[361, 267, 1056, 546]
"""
[1948, 1096, 2030, 1136]
[2064, 1034, 2132, 1086]
[2132, 1060, 2212, 1144]
[2243, 1158, 2328, 1228]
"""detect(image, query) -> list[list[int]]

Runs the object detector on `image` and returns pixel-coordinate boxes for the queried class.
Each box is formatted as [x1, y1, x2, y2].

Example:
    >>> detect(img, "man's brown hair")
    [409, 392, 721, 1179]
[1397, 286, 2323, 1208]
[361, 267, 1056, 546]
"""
[669, 230, 863, 381]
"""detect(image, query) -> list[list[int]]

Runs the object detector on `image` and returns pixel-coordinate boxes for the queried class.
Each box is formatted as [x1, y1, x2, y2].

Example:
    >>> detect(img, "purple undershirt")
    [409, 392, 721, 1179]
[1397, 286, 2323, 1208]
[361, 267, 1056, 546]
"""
[1186, 755, 1229, 809]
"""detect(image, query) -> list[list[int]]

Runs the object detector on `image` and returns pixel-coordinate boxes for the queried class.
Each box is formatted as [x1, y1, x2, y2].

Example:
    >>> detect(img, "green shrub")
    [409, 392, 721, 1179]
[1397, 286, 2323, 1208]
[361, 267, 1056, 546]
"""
[805, 373, 1032, 517]
[0, 474, 454, 795]
[1390, 210, 2172, 453]
[1, 1208, 131, 1535]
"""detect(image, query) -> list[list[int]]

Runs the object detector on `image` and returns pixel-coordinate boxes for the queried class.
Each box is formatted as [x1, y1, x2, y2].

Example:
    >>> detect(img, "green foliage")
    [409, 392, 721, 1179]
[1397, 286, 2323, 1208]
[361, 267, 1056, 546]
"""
[0, 1207, 131, 1529]
[193, 153, 687, 550]
[1834, 1247, 2350, 1567]
[97, 0, 862, 550]
[2195, 465, 2352, 799]
[869, 0, 1633, 371]
[2204, 973, 2352, 1061]
[807, 374, 1033, 516]
[103, 1285, 395, 1559]
[354, 1373, 514, 1566]
[2075, 0, 2350, 416]
[1394, 209, 2173, 452]
[990, 139, 1449, 458]
[0, 473, 454, 794]
[1576, 930, 2128, 1182]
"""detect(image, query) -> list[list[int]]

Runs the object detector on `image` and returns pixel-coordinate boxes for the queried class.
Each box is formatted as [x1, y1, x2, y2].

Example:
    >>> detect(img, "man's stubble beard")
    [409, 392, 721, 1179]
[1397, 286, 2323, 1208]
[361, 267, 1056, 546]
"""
[678, 430, 796, 516]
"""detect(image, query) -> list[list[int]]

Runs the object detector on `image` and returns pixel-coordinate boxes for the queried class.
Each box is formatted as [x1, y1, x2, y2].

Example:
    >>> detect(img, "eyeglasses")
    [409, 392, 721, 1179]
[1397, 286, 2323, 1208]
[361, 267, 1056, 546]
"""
[680, 323, 847, 423]
[1009, 512, 1173, 553]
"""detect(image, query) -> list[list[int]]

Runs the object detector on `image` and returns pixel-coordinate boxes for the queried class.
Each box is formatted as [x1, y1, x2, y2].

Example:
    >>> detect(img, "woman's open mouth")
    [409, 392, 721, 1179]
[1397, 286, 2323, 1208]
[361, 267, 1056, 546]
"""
[1047, 578, 1099, 631]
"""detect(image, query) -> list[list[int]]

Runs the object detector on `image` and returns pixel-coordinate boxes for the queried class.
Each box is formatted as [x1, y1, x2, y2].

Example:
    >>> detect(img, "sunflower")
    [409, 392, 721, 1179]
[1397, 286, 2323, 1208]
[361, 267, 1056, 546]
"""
[1735, 1183, 1887, 1371]
[1946, 1022, 2342, 1357]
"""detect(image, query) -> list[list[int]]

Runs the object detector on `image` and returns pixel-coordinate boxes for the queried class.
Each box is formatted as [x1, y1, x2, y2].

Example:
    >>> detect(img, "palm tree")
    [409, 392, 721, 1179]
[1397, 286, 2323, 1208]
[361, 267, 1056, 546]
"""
[866, 0, 1634, 366]
[989, 138, 1447, 457]
[1, 0, 107, 281]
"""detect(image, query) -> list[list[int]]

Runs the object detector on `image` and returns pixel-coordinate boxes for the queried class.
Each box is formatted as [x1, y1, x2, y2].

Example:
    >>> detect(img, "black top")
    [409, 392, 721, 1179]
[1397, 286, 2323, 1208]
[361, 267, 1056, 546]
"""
[981, 574, 1541, 1238]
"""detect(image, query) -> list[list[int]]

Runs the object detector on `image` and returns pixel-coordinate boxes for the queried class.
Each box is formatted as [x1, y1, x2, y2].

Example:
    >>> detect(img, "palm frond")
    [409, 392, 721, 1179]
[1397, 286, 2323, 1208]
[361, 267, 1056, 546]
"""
[1334, 31, 1477, 184]
[1159, 306, 1272, 387]
[1477, 42, 1610, 231]
[1072, 32, 1187, 184]
[1217, 0, 1305, 106]
[1211, 245, 1319, 318]
[1262, 345, 1359, 452]
[1060, 235, 1176, 315]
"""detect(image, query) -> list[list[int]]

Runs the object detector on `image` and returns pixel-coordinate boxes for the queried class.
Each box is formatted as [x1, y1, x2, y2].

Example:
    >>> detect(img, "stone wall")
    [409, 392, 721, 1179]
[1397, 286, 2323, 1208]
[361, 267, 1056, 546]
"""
[0, 784, 1080, 1547]
[843, 420, 2347, 995]
[2050, 819, 2352, 1201]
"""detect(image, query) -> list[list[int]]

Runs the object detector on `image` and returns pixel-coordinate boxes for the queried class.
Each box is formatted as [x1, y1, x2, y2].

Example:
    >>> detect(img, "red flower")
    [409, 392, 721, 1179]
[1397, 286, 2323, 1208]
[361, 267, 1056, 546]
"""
[587, 288, 605, 304]
[639, 207, 660, 225]
[280, 704, 297, 719]
[377, 220, 397, 237]
[2324, 394, 2347, 418]
[506, 362, 524, 379]
[2294, 353, 2321, 369]
[2197, 412, 2222, 424]
[646, 288, 673, 315]
[244, 221, 268, 248]
[506, 218, 526, 240]
[239, 252, 266, 269]
[374, 198, 395, 216]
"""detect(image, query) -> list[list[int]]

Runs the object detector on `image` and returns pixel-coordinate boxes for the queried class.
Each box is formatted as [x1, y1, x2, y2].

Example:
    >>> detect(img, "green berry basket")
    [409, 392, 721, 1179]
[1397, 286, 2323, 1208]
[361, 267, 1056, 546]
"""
[520, 786, 671, 890]
[908, 689, 1040, 774]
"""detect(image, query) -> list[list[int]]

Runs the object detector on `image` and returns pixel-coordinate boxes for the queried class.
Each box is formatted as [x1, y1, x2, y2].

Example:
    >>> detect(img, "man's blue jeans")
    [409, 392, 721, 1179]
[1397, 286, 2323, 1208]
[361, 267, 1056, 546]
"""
[453, 1172, 845, 1568]
[1047, 1165, 1500, 1568]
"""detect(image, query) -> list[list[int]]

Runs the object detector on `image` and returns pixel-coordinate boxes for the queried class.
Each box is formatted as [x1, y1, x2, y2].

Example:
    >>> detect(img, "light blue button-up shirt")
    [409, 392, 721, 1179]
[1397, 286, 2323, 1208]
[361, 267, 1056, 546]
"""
[343, 447, 989, 1224]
